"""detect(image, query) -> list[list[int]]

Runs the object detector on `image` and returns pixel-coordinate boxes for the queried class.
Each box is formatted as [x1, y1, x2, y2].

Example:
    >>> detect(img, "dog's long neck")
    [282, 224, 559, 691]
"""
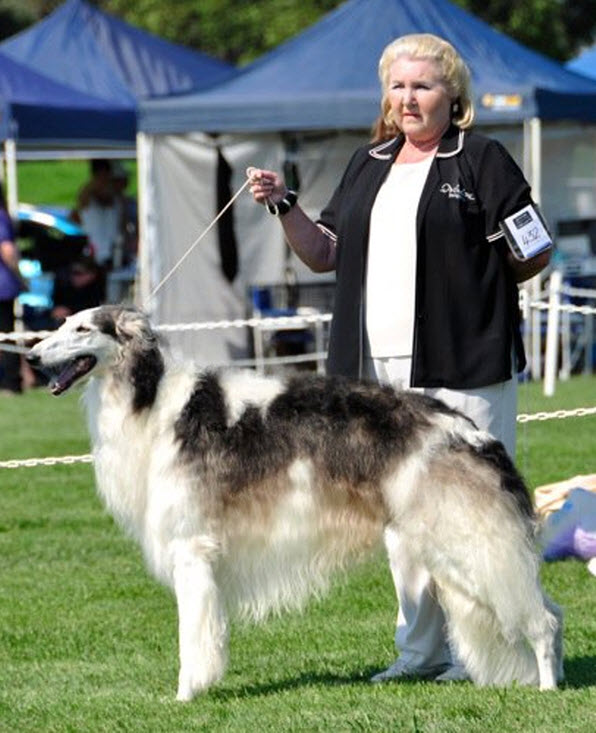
[83, 337, 165, 537]
[124, 339, 165, 413]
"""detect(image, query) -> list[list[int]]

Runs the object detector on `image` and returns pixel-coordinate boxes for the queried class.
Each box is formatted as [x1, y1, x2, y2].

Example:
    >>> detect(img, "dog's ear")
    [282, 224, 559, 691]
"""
[114, 308, 156, 345]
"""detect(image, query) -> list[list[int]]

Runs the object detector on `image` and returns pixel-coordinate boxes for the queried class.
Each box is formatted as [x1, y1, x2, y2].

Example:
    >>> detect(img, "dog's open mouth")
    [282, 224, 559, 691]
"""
[48, 355, 97, 395]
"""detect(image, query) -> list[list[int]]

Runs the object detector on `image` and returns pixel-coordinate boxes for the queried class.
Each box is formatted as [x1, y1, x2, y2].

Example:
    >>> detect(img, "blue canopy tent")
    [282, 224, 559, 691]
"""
[567, 44, 596, 81]
[0, 50, 135, 212]
[140, 0, 596, 133]
[1, 0, 234, 105]
[0, 0, 236, 212]
[0, 51, 134, 144]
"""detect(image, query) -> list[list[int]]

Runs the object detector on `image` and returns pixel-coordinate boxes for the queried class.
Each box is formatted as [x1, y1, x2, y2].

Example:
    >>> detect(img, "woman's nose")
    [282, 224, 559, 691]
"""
[403, 88, 416, 106]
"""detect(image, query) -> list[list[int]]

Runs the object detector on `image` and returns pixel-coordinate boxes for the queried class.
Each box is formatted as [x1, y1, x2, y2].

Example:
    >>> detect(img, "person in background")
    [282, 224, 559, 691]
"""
[71, 159, 120, 270]
[111, 162, 138, 268]
[249, 33, 551, 684]
[51, 255, 104, 325]
[0, 182, 25, 394]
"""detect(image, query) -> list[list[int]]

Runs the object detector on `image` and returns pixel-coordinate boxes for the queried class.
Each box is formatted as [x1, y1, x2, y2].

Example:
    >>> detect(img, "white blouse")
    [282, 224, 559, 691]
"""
[365, 156, 434, 357]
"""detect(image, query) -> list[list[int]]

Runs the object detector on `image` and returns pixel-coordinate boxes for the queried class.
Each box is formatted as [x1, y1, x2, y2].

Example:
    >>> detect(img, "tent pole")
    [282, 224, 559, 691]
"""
[135, 131, 151, 311]
[522, 118, 543, 382]
[4, 138, 18, 216]
[529, 117, 543, 381]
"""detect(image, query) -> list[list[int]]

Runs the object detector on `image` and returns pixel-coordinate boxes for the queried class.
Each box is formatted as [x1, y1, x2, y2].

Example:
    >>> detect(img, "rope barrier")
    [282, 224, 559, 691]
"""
[0, 454, 93, 469]
[4, 290, 596, 346]
[516, 406, 596, 423]
[2, 283, 595, 345]
[531, 301, 596, 316]
[1, 406, 594, 470]
[0, 313, 333, 343]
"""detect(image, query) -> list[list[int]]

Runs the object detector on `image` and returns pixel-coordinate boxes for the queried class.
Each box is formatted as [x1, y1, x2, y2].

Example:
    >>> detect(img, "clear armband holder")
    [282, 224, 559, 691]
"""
[499, 204, 553, 261]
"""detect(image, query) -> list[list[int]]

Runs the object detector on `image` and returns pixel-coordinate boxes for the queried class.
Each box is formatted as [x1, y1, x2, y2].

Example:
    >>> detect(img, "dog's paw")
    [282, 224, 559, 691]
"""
[176, 684, 196, 702]
[177, 665, 221, 701]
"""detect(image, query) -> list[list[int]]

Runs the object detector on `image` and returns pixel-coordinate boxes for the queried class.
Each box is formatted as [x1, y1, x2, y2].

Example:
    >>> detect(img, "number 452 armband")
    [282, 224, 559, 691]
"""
[499, 203, 553, 261]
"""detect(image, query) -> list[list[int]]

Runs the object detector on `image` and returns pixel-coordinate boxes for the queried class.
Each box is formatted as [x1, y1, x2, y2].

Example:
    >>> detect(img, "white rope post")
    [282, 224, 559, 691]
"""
[4, 138, 18, 217]
[544, 269, 562, 396]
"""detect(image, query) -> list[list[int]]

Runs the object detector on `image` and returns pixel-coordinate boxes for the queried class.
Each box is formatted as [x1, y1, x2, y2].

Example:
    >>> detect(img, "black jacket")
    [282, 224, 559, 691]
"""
[318, 125, 531, 389]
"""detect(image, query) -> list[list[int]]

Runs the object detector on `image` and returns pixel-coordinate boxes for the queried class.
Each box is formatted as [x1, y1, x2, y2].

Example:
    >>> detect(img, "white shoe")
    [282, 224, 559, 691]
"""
[434, 665, 470, 682]
[370, 658, 449, 683]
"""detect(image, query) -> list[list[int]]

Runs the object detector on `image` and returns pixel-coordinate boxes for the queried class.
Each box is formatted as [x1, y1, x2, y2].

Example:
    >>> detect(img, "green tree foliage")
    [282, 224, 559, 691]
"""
[0, 1, 35, 40]
[2, 0, 595, 64]
[105, 0, 342, 65]
[455, 0, 596, 62]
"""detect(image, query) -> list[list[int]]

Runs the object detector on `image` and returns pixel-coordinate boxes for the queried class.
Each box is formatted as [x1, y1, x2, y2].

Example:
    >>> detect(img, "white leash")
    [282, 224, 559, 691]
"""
[149, 174, 254, 300]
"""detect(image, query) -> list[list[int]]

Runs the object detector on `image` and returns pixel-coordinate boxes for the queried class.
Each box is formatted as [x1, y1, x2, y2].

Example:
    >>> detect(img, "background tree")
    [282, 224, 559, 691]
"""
[456, 0, 596, 62]
[2, 0, 595, 65]
[0, 0, 35, 39]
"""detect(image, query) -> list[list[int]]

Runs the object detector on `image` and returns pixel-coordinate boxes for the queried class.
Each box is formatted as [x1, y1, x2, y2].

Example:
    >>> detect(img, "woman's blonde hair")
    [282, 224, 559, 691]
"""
[378, 33, 475, 137]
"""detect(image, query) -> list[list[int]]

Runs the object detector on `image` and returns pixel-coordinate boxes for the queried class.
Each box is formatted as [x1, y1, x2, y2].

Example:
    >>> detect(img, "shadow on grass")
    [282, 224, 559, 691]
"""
[561, 656, 596, 688]
[210, 665, 433, 701]
[209, 656, 596, 701]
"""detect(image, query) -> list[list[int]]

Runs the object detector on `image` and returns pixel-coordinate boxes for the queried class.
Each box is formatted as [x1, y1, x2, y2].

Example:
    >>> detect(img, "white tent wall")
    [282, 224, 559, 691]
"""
[487, 124, 596, 222]
[139, 132, 285, 364]
[541, 125, 596, 221]
[138, 124, 596, 364]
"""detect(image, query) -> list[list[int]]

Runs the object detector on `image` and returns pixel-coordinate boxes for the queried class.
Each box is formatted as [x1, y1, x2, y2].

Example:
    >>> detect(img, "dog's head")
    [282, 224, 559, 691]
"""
[27, 306, 157, 396]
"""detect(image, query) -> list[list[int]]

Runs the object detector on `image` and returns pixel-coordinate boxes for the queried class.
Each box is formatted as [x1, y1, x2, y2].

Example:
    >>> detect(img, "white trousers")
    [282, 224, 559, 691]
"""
[364, 356, 518, 669]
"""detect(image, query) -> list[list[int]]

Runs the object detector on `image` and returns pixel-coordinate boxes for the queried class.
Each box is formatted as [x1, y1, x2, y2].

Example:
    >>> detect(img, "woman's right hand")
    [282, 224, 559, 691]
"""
[246, 168, 288, 206]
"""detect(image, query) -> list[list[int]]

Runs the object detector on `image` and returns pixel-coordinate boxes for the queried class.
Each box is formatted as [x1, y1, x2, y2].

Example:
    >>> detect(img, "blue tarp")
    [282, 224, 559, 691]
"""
[1, 0, 235, 142]
[567, 45, 596, 81]
[0, 50, 135, 144]
[140, 0, 596, 134]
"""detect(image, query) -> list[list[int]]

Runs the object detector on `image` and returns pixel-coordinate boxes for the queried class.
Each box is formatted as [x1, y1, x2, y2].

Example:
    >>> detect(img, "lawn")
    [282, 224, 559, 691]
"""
[0, 376, 595, 732]
[16, 159, 137, 209]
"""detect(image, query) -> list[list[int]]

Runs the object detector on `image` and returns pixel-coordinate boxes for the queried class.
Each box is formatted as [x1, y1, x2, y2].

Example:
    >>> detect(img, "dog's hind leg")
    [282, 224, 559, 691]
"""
[173, 541, 228, 701]
[526, 595, 563, 690]
[437, 581, 539, 687]
[436, 561, 561, 689]
[547, 596, 565, 684]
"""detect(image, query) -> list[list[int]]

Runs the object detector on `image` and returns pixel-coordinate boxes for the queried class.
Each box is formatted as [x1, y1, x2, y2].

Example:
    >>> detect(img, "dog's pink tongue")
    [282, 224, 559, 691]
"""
[50, 368, 76, 395]
[50, 356, 96, 395]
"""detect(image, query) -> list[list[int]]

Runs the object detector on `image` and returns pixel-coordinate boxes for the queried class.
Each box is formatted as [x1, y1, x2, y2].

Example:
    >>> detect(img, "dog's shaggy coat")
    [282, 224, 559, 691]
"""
[27, 306, 563, 700]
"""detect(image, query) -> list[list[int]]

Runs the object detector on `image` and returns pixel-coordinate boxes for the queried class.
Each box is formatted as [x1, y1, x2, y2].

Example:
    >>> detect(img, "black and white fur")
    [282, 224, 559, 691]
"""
[27, 306, 563, 700]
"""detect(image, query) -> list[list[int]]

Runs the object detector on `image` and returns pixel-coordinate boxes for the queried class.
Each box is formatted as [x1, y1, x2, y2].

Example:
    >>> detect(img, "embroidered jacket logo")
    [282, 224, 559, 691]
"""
[440, 183, 475, 201]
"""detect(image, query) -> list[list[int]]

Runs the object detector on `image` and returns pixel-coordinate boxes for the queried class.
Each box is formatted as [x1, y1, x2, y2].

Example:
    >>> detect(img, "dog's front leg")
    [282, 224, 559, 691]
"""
[173, 542, 228, 701]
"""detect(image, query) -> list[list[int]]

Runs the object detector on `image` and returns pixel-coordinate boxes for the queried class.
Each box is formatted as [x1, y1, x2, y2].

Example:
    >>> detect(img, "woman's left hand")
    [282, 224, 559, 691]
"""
[246, 167, 287, 206]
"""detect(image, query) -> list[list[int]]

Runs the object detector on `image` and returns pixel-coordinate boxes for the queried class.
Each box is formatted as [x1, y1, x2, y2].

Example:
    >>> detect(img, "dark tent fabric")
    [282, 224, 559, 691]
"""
[567, 45, 596, 81]
[0, 50, 134, 143]
[139, 0, 596, 134]
[1, 0, 235, 108]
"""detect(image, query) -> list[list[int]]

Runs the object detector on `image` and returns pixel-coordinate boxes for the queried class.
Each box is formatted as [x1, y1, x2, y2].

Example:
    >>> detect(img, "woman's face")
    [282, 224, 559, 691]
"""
[386, 56, 452, 143]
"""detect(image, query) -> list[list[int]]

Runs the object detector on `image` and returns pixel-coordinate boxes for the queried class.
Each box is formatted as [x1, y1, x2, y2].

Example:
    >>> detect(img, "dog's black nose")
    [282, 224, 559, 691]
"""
[26, 352, 40, 367]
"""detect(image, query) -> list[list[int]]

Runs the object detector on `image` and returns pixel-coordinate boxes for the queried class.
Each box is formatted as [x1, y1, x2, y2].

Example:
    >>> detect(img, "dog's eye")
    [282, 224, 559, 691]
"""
[76, 325, 91, 333]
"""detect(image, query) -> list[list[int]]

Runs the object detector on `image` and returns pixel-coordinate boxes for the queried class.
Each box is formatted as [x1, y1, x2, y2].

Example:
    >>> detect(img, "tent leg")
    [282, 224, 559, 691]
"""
[544, 269, 562, 396]
[4, 138, 18, 216]
[136, 132, 151, 311]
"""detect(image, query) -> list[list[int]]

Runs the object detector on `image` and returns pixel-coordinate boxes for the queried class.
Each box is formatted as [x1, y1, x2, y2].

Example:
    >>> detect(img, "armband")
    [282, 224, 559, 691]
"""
[266, 190, 298, 217]
[499, 204, 553, 261]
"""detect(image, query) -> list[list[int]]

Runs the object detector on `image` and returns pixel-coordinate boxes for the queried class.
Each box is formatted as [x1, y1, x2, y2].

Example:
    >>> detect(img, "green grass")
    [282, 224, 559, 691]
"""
[0, 378, 595, 732]
[16, 159, 137, 208]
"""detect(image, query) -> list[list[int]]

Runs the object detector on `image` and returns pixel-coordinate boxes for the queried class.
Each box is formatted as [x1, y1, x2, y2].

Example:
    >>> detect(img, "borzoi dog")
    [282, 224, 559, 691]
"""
[27, 305, 562, 700]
